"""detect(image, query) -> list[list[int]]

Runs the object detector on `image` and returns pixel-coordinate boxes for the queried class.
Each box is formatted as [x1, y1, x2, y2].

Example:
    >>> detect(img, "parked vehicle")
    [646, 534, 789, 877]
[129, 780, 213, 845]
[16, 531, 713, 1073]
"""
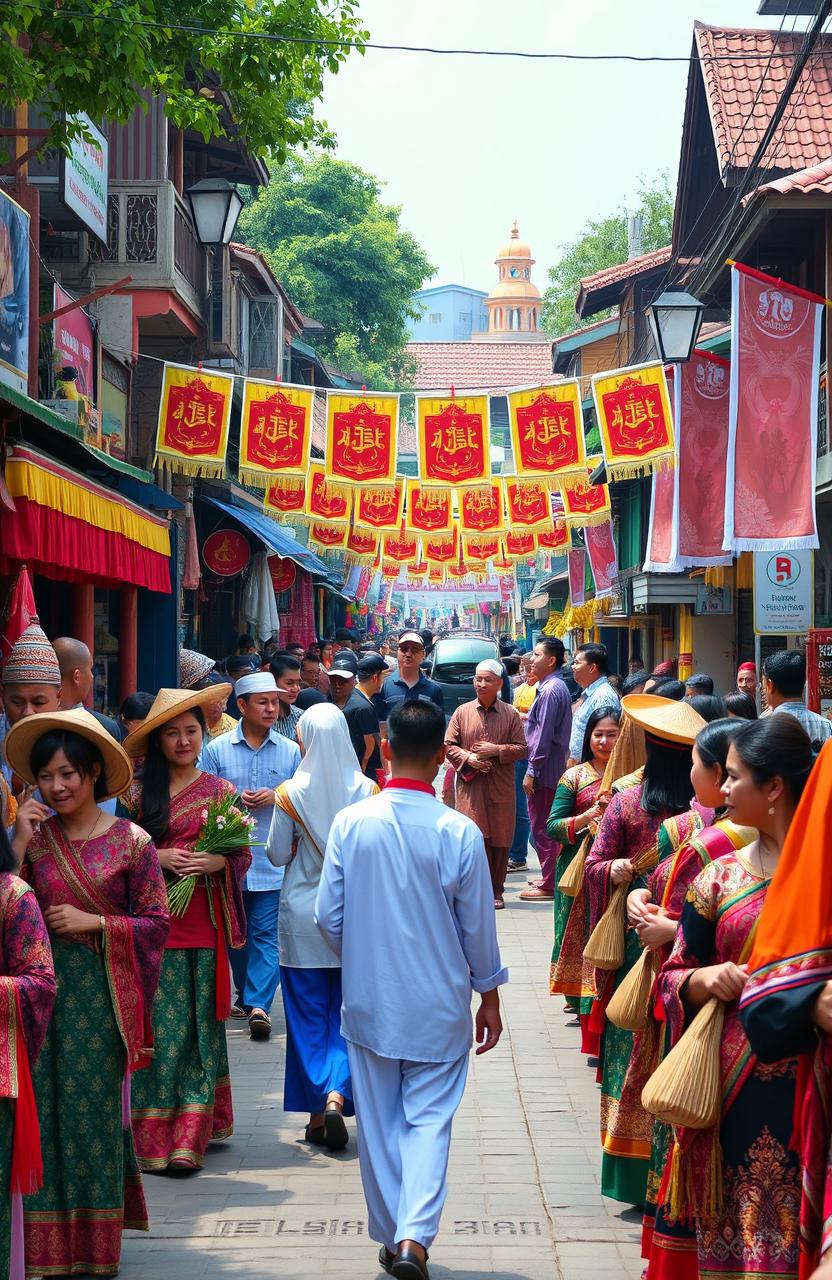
[429, 634, 501, 715]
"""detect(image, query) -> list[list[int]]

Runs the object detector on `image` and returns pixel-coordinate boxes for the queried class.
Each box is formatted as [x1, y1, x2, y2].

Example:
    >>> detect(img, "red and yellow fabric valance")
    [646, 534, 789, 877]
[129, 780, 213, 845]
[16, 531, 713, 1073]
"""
[240, 380, 313, 488]
[417, 394, 491, 487]
[405, 479, 453, 534]
[560, 458, 612, 529]
[592, 361, 675, 481]
[325, 392, 399, 486]
[507, 381, 585, 480]
[155, 363, 233, 478]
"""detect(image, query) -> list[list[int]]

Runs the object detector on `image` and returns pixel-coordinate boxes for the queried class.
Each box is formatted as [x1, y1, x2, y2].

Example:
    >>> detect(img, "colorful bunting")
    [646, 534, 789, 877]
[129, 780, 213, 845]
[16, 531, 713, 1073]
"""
[346, 527, 380, 561]
[382, 530, 420, 563]
[264, 475, 307, 519]
[404, 479, 453, 533]
[325, 392, 399, 486]
[353, 479, 404, 531]
[504, 477, 554, 531]
[536, 523, 569, 553]
[504, 531, 536, 558]
[592, 361, 675, 481]
[560, 459, 611, 529]
[309, 522, 348, 550]
[155, 363, 233, 477]
[459, 482, 506, 534]
[239, 380, 313, 487]
[463, 534, 501, 563]
[507, 381, 585, 480]
[417, 394, 491, 486]
[423, 529, 459, 565]
[304, 463, 351, 524]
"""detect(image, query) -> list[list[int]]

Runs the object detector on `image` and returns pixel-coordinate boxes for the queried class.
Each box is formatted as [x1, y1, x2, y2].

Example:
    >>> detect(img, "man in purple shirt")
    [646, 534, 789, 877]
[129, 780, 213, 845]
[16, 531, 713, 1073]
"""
[519, 638, 572, 902]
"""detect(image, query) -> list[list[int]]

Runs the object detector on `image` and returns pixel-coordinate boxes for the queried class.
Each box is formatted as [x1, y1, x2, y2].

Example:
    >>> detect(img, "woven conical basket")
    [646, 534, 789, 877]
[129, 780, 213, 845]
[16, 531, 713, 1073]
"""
[641, 996, 725, 1128]
[606, 946, 660, 1031]
[583, 881, 628, 970]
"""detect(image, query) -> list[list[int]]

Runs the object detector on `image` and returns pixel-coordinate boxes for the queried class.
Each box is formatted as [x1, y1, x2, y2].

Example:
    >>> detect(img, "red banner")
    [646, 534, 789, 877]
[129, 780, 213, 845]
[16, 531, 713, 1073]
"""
[354, 479, 404, 531]
[156, 363, 233, 477]
[464, 534, 501, 562]
[383, 530, 420, 563]
[346, 527, 380, 560]
[677, 352, 732, 566]
[304, 463, 350, 523]
[725, 263, 821, 551]
[560, 459, 611, 529]
[240, 381, 313, 487]
[417, 394, 490, 486]
[459, 482, 505, 534]
[504, 477, 554, 531]
[264, 475, 306, 518]
[507, 382, 585, 480]
[325, 392, 399, 486]
[568, 548, 586, 607]
[309, 522, 348, 550]
[586, 519, 618, 599]
[644, 462, 678, 572]
[504, 531, 536, 558]
[592, 361, 675, 480]
[423, 529, 459, 564]
[405, 479, 453, 533]
[537, 523, 569, 552]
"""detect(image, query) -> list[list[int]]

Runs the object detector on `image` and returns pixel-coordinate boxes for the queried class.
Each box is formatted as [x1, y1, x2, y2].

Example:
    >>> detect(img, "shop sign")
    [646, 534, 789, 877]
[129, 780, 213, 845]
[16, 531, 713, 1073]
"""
[0, 188, 30, 394]
[53, 284, 95, 400]
[694, 584, 732, 616]
[753, 550, 814, 635]
[807, 629, 832, 718]
[268, 555, 297, 593]
[203, 529, 250, 577]
[60, 114, 109, 242]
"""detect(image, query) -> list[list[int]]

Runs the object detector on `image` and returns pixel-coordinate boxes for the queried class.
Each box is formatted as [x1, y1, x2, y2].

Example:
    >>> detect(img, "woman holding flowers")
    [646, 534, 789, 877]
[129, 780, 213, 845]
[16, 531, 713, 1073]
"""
[122, 685, 251, 1173]
[5, 709, 167, 1276]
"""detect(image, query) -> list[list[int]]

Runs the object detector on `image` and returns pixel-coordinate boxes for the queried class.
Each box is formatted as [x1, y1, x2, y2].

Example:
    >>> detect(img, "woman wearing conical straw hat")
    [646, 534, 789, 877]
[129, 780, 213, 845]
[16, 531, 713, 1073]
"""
[5, 708, 168, 1276]
[121, 685, 250, 1173]
[653, 715, 813, 1280]
[583, 694, 705, 1207]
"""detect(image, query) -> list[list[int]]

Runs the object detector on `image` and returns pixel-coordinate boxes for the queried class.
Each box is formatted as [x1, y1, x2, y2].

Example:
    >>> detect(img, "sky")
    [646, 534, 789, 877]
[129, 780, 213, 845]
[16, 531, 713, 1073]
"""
[320, 0, 789, 292]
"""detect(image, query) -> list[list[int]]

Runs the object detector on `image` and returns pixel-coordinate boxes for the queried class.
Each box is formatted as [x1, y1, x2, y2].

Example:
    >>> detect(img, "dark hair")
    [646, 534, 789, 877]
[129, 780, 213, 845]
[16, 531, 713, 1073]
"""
[687, 694, 726, 723]
[686, 674, 715, 695]
[651, 678, 686, 701]
[302, 650, 321, 665]
[623, 670, 650, 695]
[695, 717, 748, 781]
[641, 736, 695, 816]
[237, 633, 255, 650]
[120, 691, 155, 722]
[536, 637, 565, 664]
[270, 654, 301, 681]
[139, 706, 206, 844]
[502, 655, 520, 677]
[226, 655, 254, 678]
[335, 628, 353, 644]
[498, 635, 515, 657]
[295, 688, 328, 711]
[575, 642, 608, 675]
[0, 822, 17, 874]
[581, 705, 621, 764]
[732, 715, 813, 805]
[30, 729, 109, 801]
[387, 699, 445, 762]
[763, 649, 806, 699]
[724, 691, 758, 721]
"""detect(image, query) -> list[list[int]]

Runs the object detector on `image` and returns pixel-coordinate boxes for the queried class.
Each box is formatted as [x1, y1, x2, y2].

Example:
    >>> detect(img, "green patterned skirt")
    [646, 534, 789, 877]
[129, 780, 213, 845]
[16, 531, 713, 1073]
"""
[24, 940, 147, 1277]
[131, 947, 232, 1171]
[599, 929, 651, 1207]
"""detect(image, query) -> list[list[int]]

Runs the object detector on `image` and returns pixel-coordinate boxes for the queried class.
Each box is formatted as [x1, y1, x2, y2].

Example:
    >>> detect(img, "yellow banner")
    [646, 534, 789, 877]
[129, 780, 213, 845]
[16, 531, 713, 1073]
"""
[239, 380, 313, 487]
[156, 363, 233, 478]
[304, 463, 351, 523]
[503, 476, 554, 531]
[309, 522, 348, 551]
[404, 479, 453, 534]
[325, 392, 399, 486]
[559, 457, 612, 529]
[507, 381, 586, 481]
[459, 481, 507, 535]
[416, 394, 491, 487]
[592, 361, 675, 481]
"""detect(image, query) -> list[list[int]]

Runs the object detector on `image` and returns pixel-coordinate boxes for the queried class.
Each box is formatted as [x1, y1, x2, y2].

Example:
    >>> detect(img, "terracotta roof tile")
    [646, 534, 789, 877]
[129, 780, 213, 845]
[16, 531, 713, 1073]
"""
[746, 154, 832, 199]
[405, 341, 554, 393]
[578, 247, 672, 294]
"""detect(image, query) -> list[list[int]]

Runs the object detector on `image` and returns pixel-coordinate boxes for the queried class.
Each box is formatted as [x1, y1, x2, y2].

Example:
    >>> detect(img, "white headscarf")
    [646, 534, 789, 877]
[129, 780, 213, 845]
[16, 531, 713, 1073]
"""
[282, 703, 377, 854]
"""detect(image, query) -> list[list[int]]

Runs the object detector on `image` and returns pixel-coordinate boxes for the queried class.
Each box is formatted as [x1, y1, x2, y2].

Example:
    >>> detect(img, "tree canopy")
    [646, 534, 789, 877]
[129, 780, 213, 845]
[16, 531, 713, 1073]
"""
[238, 153, 434, 388]
[0, 0, 366, 159]
[541, 175, 675, 338]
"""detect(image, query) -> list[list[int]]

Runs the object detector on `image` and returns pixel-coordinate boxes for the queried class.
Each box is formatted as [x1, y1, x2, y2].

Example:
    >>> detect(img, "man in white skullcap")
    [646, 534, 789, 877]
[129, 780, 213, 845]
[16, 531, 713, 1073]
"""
[444, 659, 527, 909]
[200, 671, 300, 1039]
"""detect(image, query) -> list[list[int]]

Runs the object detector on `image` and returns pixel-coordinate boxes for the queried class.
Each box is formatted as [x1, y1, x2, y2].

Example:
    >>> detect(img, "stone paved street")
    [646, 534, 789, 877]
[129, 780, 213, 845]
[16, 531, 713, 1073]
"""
[122, 857, 644, 1280]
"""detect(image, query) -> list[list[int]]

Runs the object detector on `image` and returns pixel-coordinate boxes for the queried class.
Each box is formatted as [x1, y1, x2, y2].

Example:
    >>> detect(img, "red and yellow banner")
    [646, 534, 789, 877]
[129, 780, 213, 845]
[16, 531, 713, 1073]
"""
[592, 361, 675, 481]
[304, 463, 351, 523]
[504, 477, 554, 531]
[405, 479, 453, 534]
[537, 523, 570, 552]
[264, 475, 306, 518]
[463, 534, 500, 563]
[507, 381, 585, 481]
[504, 531, 536, 558]
[427, 567, 445, 585]
[325, 392, 399, 486]
[459, 482, 506, 534]
[346, 527, 380, 561]
[353, 479, 404, 531]
[382, 530, 420, 563]
[309, 522, 348, 551]
[417, 394, 490, 486]
[239, 380, 313, 487]
[156, 363, 233, 477]
[560, 459, 611, 529]
[382, 559, 404, 579]
[423, 529, 459, 565]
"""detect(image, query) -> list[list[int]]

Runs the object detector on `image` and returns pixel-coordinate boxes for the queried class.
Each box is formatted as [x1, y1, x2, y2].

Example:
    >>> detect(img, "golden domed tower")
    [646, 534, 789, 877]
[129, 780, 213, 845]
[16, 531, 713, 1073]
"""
[483, 223, 542, 340]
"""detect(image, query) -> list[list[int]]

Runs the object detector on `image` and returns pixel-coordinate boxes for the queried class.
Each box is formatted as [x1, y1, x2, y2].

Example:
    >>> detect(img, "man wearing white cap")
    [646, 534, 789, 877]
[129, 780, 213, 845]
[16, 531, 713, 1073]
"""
[200, 671, 300, 1039]
[383, 632, 445, 716]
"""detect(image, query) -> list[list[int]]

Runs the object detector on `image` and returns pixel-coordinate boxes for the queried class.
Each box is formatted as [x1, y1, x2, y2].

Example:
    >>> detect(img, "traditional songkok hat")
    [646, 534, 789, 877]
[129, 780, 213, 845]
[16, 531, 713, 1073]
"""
[122, 685, 232, 758]
[476, 659, 504, 677]
[737, 661, 757, 675]
[179, 648, 216, 690]
[1, 619, 61, 686]
[235, 672, 278, 697]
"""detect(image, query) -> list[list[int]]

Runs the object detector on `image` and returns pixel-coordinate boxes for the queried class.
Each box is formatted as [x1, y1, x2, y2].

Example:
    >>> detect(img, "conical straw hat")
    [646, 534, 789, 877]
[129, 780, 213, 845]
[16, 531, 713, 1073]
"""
[122, 685, 232, 758]
[620, 694, 706, 746]
[4, 708, 133, 799]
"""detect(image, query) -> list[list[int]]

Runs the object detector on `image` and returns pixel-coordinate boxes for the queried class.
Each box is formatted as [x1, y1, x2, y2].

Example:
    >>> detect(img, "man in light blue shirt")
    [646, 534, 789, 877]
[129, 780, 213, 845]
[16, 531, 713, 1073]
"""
[568, 642, 620, 765]
[201, 671, 299, 1040]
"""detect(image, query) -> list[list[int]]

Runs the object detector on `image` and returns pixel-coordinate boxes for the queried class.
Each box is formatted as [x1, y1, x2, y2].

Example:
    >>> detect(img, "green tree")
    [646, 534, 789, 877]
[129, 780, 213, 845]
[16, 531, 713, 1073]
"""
[239, 153, 434, 388]
[541, 174, 675, 338]
[0, 0, 366, 159]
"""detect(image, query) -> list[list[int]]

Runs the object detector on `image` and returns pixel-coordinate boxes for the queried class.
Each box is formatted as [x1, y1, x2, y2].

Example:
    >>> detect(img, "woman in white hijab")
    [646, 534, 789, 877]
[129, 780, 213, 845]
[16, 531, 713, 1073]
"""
[266, 703, 378, 1150]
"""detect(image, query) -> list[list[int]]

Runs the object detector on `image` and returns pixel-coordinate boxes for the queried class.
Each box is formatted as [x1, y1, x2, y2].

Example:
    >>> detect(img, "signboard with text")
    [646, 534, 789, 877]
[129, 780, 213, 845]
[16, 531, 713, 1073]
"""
[753, 550, 814, 635]
[53, 285, 95, 399]
[807, 629, 832, 720]
[60, 114, 109, 242]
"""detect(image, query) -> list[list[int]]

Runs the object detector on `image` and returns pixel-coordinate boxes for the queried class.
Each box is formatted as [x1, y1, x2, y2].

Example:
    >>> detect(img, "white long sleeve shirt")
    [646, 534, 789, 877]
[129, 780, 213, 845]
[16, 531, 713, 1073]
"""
[315, 781, 508, 1063]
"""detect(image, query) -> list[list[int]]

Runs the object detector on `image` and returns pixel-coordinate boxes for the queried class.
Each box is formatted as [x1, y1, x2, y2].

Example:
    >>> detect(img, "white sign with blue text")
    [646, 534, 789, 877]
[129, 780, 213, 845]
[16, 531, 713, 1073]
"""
[753, 550, 814, 635]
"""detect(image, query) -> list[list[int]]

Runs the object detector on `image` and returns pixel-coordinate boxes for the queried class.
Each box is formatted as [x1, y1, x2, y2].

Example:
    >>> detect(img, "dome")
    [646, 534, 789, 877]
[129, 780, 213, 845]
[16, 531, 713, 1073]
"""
[495, 222, 534, 263]
[488, 279, 541, 301]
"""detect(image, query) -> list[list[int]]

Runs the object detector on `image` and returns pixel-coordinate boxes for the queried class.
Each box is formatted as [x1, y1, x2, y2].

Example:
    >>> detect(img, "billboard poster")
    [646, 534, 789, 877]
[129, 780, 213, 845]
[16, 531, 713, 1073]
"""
[53, 284, 95, 399]
[0, 188, 30, 394]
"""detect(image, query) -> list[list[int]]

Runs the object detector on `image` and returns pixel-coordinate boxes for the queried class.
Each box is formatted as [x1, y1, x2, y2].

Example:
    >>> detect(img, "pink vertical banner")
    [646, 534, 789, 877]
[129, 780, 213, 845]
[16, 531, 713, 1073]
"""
[586, 519, 618, 598]
[643, 367, 679, 573]
[568, 548, 586, 607]
[677, 351, 732, 565]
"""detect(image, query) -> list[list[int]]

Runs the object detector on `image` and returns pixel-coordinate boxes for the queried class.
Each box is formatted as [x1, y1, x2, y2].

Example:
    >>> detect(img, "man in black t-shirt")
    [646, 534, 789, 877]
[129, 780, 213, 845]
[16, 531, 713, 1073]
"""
[329, 652, 381, 778]
[355, 653, 386, 781]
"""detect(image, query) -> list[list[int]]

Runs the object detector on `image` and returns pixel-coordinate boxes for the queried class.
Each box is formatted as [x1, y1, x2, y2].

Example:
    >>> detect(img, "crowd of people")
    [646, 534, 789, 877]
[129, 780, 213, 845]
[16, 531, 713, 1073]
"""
[1, 613, 832, 1280]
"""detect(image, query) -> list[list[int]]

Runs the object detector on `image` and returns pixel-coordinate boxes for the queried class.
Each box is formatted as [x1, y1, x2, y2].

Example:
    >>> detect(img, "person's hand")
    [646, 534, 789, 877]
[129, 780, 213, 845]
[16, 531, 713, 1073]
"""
[610, 858, 635, 885]
[156, 847, 194, 875]
[468, 755, 492, 773]
[12, 788, 50, 856]
[581, 802, 604, 827]
[635, 907, 677, 949]
[44, 904, 102, 936]
[597, 792, 612, 813]
[522, 773, 535, 797]
[241, 788, 275, 809]
[627, 888, 652, 926]
[475, 991, 503, 1055]
[182, 853, 227, 875]
[472, 741, 500, 760]
[812, 980, 832, 1033]
[699, 962, 749, 1002]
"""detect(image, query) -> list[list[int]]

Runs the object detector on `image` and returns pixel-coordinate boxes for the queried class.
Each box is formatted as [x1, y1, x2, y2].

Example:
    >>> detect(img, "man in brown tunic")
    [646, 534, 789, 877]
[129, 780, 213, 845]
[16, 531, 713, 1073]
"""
[444, 660, 528, 910]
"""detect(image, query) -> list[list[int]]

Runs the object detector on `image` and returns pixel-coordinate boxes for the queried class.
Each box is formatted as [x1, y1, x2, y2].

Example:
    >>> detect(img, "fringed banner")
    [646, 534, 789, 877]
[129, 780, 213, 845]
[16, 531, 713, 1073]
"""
[416, 393, 491, 486]
[677, 353, 732, 567]
[504, 476, 555, 531]
[537, 522, 569, 553]
[325, 392, 399, 486]
[724, 263, 822, 552]
[507, 381, 586, 480]
[353, 479, 404, 531]
[560, 458, 611, 529]
[382, 530, 420, 563]
[423, 529, 459, 565]
[309, 522, 348, 550]
[345, 527, 380, 561]
[459, 482, 506, 534]
[592, 361, 675, 481]
[155, 363, 233, 477]
[644, 460, 679, 573]
[504, 531, 536, 558]
[381, 559, 404, 579]
[264, 475, 307, 519]
[568, 548, 587, 607]
[304, 463, 351, 524]
[464, 534, 501, 563]
[239, 380, 313, 488]
[404, 479, 453, 534]
[586, 519, 619, 599]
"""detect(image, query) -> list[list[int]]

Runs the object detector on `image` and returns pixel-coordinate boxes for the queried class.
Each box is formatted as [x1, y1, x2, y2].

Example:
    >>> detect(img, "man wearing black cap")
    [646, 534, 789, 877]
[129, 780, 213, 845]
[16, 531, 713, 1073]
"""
[330, 652, 380, 777]
[383, 631, 445, 716]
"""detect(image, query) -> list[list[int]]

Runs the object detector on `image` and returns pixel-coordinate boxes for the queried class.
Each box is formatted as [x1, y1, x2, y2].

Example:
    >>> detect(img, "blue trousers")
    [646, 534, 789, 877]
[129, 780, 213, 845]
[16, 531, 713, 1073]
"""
[281, 966, 353, 1116]
[509, 757, 532, 863]
[230, 887, 280, 1014]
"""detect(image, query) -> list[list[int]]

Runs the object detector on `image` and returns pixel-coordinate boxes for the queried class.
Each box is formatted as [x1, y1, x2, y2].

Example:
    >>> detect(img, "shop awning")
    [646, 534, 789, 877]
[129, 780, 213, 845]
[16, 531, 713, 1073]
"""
[203, 496, 335, 580]
[1, 446, 172, 593]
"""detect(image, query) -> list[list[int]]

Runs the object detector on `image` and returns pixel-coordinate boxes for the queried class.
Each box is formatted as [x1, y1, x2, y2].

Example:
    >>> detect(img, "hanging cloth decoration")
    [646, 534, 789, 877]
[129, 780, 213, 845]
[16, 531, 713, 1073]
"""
[586, 519, 619, 599]
[239, 380, 313, 489]
[325, 392, 399, 486]
[459, 481, 506, 534]
[568, 548, 587, 607]
[309, 522, 348, 551]
[464, 534, 501, 563]
[507, 381, 586, 481]
[353, 478, 404, 531]
[417, 393, 491, 486]
[644, 455, 679, 573]
[382, 530, 420, 563]
[592, 361, 676, 481]
[345, 527, 380, 562]
[724, 262, 822, 552]
[155, 363, 233, 477]
[559, 459, 611, 529]
[404, 479, 453, 534]
[304, 463, 351, 524]
[537, 523, 569, 553]
[504, 477, 555, 531]
[676, 351, 732, 566]
[423, 528, 459, 565]
[264, 474, 307, 519]
[504, 530, 536, 558]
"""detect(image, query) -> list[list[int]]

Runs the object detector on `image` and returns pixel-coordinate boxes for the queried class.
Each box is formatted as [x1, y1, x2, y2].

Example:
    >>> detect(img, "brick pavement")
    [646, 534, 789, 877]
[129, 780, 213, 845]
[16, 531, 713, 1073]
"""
[121, 857, 644, 1280]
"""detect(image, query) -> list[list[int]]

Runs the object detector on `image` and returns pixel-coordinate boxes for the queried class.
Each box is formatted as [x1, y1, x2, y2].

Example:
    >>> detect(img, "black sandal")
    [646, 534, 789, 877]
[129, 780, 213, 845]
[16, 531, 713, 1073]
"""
[304, 1122, 327, 1145]
[324, 1101, 349, 1151]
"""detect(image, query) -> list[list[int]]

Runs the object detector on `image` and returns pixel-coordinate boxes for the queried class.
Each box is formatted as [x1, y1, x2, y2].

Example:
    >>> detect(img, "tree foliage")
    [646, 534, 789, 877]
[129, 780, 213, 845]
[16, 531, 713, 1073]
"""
[239, 153, 434, 388]
[0, 0, 366, 159]
[541, 174, 675, 338]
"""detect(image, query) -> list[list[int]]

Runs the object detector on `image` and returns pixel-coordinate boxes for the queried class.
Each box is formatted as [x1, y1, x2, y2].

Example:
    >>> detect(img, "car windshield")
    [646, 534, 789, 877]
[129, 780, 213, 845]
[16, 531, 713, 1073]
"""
[432, 639, 499, 684]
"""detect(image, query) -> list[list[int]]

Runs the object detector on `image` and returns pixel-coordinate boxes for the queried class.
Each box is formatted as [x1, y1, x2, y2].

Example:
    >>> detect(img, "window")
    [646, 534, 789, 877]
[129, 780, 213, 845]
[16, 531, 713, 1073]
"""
[430, 312, 442, 324]
[248, 298, 277, 373]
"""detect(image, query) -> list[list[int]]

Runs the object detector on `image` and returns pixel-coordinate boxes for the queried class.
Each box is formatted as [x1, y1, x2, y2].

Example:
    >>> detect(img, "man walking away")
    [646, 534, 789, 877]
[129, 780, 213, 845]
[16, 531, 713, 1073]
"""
[567, 643, 620, 768]
[355, 654, 387, 781]
[763, 649, 832, 754]
[315, 701, 507, 1280]
[519, 639, 572, 902]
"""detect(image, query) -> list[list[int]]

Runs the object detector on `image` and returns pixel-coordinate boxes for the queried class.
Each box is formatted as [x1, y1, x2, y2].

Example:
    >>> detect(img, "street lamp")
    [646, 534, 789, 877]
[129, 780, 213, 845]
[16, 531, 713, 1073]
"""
[647, 290, 706, 364]
[185, 177, 244, 246]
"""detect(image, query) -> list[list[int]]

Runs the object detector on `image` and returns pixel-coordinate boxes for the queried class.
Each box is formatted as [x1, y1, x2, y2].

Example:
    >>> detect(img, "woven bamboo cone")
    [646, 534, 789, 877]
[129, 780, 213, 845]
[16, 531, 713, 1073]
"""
[583, 881, 628, 970]
[606, 946, 660, 1031]
[641, 996, 725, 1128]
[558, 833, 591, 897]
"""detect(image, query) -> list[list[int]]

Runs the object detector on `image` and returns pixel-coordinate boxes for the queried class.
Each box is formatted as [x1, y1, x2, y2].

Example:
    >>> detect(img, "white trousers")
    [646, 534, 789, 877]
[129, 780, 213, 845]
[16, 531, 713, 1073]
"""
[347, 1043, 469, 1250]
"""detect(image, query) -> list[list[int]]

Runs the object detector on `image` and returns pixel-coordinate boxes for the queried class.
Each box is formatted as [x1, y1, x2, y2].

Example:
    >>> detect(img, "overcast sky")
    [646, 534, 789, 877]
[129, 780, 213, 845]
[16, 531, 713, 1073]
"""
[321, 1, 788, 292]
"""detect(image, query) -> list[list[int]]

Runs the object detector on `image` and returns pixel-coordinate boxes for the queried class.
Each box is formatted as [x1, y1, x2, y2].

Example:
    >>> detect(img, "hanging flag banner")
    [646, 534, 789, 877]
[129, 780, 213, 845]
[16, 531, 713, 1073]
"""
[507, 381, 586, 480]
[264, 475, 307, 519]
[568, 548, 586, 607]
[309, 522, 348, 550]
[427, 567, 446, 585]
[304, 463, 351, 524]
[504, 531, 536, 558]
[459, 482, 506, 534]
[155, 363, 233, 477]
[416, 394, 491, 486]
[644, 461, 679, 573]
[592, 361, 676, 481]
[382, 530, 420, 563]
[405, 480, 453, 534]
[325, 392, 399, 486]
[353, 479, 404, 531]
[504, 477, 555, 531]
[724, 263, 822, 552]
[423, 529, 459, 565]
[382, 559, 404, 579]
[560, 459, 611, 529]
[586, 519, 619, 599]
[537, 523, 569, 553]
[676, 352, 732, 567]
[464, 534, 501, 563]
[346, 527, 380, 561]
[239, 380, 313, 487]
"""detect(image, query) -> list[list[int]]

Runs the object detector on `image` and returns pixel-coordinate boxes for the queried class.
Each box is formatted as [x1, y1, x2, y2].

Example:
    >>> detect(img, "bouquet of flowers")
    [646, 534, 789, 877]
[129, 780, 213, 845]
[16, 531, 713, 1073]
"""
[167, 791, 258, 916]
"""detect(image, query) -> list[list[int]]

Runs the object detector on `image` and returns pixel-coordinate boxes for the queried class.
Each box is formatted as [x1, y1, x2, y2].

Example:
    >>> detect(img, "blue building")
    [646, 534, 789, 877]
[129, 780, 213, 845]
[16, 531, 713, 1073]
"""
[406, 283, 489, 342]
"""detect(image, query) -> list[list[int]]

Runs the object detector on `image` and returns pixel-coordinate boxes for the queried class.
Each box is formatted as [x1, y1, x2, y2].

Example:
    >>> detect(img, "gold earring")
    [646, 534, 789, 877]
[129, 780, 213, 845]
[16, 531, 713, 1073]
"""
[768, 805, 776, 815]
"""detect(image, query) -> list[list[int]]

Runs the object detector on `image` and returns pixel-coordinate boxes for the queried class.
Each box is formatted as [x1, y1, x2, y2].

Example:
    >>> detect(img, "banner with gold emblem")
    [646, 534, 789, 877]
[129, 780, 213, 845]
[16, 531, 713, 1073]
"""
[304, 463, 351, 524]
[459, 482, 506, 534]
[325, 392, 399, 486]
[560, 459, 611, 529]
[264, 475, 307, 519]
[404, 479, 453, 534]
[463, 534, 500, 563]
[345, 526, 380, 561]
[353, 479, 404, 531]
[423, 528, 459, 565]
[537, 523, 570, 552]
[504, 477, 554, 531]
[309, 522, 348, 551]
[416, 394, 490, 487]
[592, 361, 675, 481]
[382, 530, 420, 563]
[504, 531, 536, 558]
[155, 363, 234, 477]
[507, 381, 585, 481]
[239, 380, 313, 487]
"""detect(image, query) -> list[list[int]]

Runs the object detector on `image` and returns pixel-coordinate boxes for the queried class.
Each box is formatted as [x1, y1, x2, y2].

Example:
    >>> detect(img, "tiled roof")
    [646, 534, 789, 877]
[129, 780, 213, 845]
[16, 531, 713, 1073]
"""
[746, 155, 832, 200]
[694, 22, 832, 175]
[405, 341, 554, 393]
[578, 247, 672, 295]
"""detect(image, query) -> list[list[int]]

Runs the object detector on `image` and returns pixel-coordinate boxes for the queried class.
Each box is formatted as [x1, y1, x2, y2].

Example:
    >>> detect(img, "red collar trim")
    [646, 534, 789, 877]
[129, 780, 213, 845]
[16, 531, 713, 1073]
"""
[385, 777, 435, 795]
